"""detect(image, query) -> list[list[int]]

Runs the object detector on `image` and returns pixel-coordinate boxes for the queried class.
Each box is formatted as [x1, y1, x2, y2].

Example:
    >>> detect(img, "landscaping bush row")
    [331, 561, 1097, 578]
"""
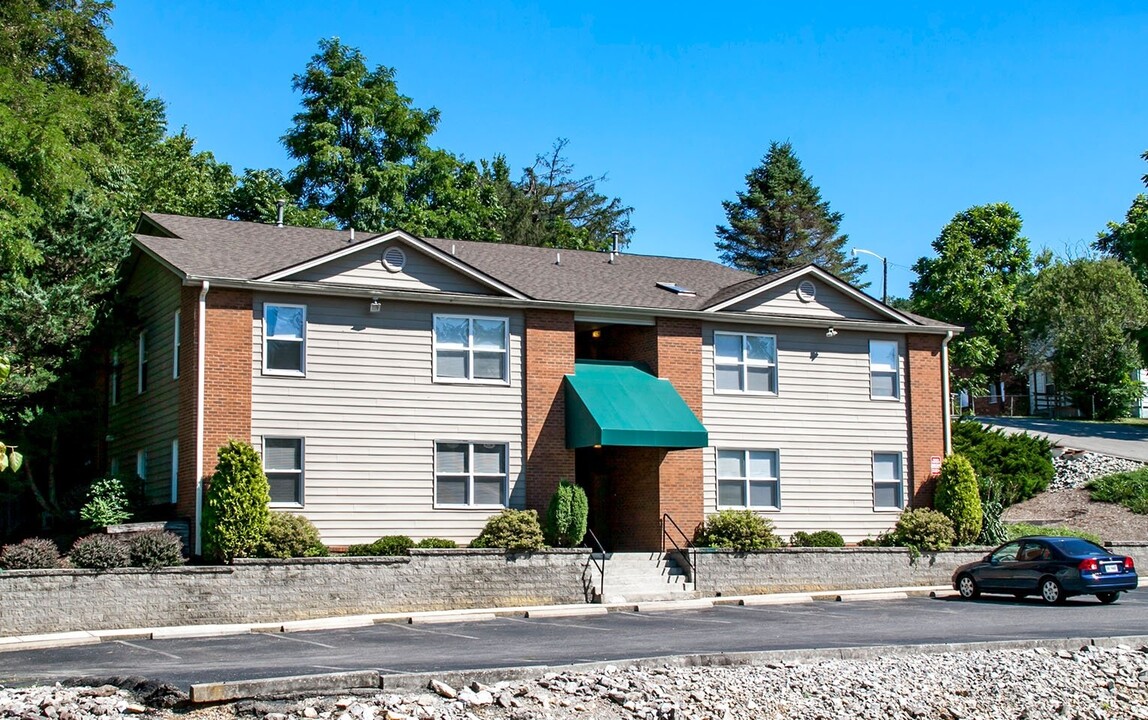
[0, 531, 184, 570]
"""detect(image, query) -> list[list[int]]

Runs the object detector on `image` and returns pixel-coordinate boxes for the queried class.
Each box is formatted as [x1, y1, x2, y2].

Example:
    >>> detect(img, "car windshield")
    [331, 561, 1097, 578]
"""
[1049, 537, 1108, 557]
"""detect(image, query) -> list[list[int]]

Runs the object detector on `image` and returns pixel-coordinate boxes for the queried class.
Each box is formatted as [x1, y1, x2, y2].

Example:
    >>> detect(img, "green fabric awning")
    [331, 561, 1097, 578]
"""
[564, 361, 709, 449]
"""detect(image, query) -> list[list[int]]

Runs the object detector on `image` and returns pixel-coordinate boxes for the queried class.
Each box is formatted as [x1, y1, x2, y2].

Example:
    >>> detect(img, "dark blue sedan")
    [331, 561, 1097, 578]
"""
[952, 536, 1137, 604]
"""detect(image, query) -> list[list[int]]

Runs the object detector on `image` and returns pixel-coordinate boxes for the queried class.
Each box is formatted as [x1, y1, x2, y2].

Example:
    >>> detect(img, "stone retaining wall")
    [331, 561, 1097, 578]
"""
[3, 544, 1143, 636]
[688, 542, 1145, 596]
[0, 549, 593, 636]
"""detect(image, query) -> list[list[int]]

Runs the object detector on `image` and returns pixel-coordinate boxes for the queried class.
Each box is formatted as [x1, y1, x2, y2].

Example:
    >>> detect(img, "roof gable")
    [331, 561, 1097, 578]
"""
[705, 265, 915, 324]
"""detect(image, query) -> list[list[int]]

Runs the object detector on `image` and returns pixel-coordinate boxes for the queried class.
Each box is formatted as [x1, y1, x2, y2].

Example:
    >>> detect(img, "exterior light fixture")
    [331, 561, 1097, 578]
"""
[369, 299, 381, 313]
[825, 327, 838, 338]
[591, 329, 602, 339]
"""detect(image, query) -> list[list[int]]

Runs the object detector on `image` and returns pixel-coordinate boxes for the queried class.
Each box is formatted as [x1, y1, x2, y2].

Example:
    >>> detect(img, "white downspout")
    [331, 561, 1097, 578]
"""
[194, 281, 209, 556]
[941, 330, 954, 455]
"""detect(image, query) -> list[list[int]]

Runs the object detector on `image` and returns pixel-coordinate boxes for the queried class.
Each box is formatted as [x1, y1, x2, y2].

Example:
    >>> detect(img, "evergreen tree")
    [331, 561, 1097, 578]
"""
[715, 141, 864, 284]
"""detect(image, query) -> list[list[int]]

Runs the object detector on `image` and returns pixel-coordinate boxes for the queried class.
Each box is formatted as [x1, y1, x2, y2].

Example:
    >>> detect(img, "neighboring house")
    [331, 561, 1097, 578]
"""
[1027, 368, 1148, 418]
[107, 213, 960, 553]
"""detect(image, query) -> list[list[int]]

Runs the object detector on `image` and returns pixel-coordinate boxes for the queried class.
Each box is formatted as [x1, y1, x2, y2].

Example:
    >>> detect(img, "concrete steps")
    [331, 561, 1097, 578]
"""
[589, 551, 698, 603]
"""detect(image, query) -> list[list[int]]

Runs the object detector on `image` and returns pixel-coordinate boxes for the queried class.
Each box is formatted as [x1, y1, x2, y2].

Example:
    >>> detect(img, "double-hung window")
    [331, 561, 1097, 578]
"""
[435, 442, 508, 507]
[264, 304, 307, 375]
[716, 449, 780, 510]
[873, 452, 904, 510]
[869, 339, 899, 399]
[110, 350, 120, 406]
[433, 315, 509, 383]
[714, 332, 777, 393]
[264, 437, 304, 506]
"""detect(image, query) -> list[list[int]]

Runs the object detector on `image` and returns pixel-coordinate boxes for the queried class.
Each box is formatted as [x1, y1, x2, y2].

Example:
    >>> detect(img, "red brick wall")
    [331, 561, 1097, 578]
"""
[175, 286, 253, 549]
[653, 318, 705, 539]
[906, 334, 946, 507]
[524, 310, 576, 514]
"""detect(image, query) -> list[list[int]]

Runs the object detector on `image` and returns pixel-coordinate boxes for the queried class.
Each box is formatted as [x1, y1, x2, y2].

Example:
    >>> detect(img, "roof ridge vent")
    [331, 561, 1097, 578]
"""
[656, 281, 696, 297]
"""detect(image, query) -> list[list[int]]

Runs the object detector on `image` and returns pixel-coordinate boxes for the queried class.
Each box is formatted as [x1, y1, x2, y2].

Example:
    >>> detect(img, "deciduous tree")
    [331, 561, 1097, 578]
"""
[715, 141, 864, 283]
[1025, 258, 1148, 419]
[910, 203, 1033, 394]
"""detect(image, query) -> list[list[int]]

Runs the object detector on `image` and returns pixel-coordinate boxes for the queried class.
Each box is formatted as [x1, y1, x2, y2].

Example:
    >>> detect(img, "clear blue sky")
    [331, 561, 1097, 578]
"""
[108, 2, 1148, 298]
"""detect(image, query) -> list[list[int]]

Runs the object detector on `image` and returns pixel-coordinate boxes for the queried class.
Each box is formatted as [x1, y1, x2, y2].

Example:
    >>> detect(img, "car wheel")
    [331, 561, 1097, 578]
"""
[1096, 592, 1120, 604]
[1040, 577, 1065, 605]
[957, 574, 979, 599]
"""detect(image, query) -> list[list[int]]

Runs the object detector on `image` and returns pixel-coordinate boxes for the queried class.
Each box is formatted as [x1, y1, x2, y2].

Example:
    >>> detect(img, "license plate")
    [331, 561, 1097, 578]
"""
[1103, 563, 1120, 574]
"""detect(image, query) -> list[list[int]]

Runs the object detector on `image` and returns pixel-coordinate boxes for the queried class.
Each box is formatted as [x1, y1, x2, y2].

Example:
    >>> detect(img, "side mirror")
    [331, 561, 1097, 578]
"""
[987, 556, 998, 565]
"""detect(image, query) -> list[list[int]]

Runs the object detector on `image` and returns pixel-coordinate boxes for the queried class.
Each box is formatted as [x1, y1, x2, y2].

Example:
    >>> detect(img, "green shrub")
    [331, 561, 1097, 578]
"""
[790, 530, 845, 547]
[1088, 468, 1148, 514]
[415, 537, 458, 548]
[127, 531, 185, 569]
[1005, 523, 1102, 544]
[346, 535, 415, 556]
[545, 479, 589, 547]
[79, 476, 133, 528]
[0, 538, 64, 569]
[891, 508, 955, 551]
[258, 512, 328, 558]
[470, 509, 546, 551]
[201, 440, 271, 562]
[695, 510, 782, 551]
[69, 534, 130, 570]
[934, 454, 983, 545]
[951, 419, 1053, 506]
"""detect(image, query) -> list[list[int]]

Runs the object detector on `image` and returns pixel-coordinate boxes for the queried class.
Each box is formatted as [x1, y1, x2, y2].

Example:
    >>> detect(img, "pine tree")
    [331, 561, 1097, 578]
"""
[715, 141, 864, 284]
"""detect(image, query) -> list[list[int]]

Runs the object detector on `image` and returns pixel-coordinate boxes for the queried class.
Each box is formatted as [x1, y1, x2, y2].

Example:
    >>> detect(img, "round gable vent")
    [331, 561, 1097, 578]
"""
[797, 280, 817, 303]
[382, 246, 407, 273]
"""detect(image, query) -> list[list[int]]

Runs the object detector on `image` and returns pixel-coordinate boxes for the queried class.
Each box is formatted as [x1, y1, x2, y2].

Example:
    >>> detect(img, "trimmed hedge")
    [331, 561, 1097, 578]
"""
[695, 510, 782, 551]
[545, 480, 589, 547]
[69, 534, 130, 570]
[259, 512, 328, 558]
[0, 538, 64, 570]
[202, 440, 271, 562]
[127, 531, 185, 569]
[470, 509, 546, 551]
[789, 530, 845, 548]
[346, 535, 415, 556]
[935, 454, 983, 545]
[891, 508, 955, 551]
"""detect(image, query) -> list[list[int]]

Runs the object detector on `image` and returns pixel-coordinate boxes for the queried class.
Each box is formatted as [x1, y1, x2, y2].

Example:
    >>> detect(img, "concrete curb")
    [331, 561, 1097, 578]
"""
[185, 634, 1148, 701]
[0, 585, 947, 653]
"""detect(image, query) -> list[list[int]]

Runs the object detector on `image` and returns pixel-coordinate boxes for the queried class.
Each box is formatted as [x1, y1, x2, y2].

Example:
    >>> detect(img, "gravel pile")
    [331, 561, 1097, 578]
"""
[1050, 452, 1145, 492]
[6, 645, 1148, 720]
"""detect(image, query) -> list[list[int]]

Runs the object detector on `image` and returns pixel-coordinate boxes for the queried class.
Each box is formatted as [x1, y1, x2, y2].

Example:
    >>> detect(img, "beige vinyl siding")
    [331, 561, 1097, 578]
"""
[725, 278, 887, 321]
[287, 240, 494, 295]
[107, 255, 182, 505]
[251, 294, 525, 546]
[702, 323, 908, 543]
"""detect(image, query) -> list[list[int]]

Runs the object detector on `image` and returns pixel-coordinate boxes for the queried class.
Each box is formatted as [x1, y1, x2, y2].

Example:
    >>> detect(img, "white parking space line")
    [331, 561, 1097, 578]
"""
[115, 641, 181, 660]
[498, 617, 612, 632]
[260, 632, 337, 649]
[388, 624, 481, 641]
[615, 612, 731, 625]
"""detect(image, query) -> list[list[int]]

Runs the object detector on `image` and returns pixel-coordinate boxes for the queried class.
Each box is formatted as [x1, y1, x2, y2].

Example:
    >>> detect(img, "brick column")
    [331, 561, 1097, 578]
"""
[176, 286, 253, 550]
[653, 318, 705, 541]
[524, 310, 576, 514]
[906, 334, 946, 507]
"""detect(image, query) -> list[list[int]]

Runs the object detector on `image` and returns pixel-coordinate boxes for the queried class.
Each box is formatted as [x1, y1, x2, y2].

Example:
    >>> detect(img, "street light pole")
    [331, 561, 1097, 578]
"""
[851, 248, 888, 305]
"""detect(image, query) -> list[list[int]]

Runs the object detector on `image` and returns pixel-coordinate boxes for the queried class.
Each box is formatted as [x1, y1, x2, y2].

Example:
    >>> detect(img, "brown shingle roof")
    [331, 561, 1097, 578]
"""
[135, 213, 379, 280]
[133, 213, 953, 327]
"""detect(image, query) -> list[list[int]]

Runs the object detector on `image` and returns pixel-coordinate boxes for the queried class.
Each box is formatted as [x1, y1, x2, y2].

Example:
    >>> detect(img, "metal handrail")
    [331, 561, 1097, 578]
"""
[661, 513, 697, 588]
[584, 527, 606, 602]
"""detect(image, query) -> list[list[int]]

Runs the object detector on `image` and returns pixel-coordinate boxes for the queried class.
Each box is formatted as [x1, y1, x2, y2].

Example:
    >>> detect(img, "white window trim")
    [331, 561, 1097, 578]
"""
[136, 449, 148, 483]
[170, 439, 179, 504]
[713, 331, 778, 396]
[263, 436, 305, 508]
[172, 311, 181, 380]
[715, 448, 781, 511]
[137, 331, 148, 394]
[432, 314, 511, 386]
[262, 303, 308, 377]
[872, 451, 905, 511]
[433, 440, 510, 509]
[869, 339, 901, 401]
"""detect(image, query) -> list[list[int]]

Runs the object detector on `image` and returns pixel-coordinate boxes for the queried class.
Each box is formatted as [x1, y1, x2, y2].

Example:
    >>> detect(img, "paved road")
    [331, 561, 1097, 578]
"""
[4, 592, 1148, 688]
[980, 417, 1148, 462]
